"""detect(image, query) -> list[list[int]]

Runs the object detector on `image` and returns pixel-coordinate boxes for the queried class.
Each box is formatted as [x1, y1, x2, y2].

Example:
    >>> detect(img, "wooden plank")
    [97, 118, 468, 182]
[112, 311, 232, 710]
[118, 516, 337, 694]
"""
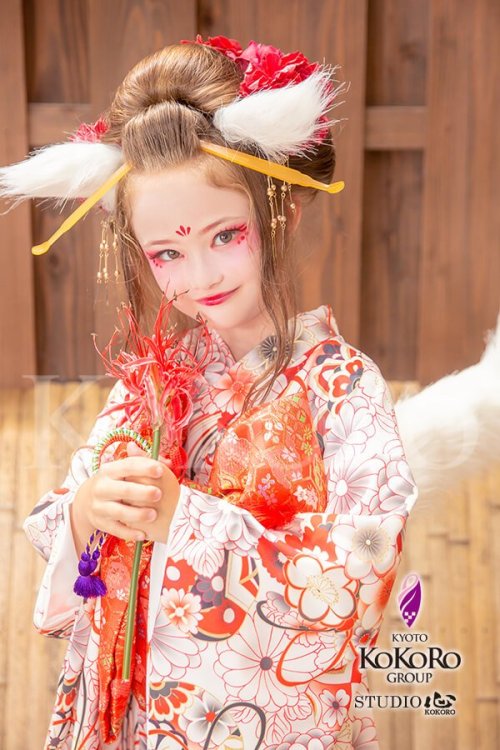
[30, 101, 427, 151]
[361, 0, 428, 379]
[365, 106, 426, 150]
[0, 389, 22, 750]
[0, 0, 36, 388]
[418, 0, 500, 384]
[26, 0, 96, 379]
[28, 102, 93, 146]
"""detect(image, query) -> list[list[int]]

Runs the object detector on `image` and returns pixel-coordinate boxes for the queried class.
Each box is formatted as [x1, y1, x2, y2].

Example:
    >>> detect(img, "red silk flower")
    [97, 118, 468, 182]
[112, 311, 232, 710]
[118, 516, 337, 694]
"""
[70, 116, 110, 142]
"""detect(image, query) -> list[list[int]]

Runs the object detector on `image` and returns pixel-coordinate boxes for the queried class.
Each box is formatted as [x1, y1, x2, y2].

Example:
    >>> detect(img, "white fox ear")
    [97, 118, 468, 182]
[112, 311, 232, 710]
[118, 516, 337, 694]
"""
[213, 67, 348, 162]
[0, 141, 124, 214]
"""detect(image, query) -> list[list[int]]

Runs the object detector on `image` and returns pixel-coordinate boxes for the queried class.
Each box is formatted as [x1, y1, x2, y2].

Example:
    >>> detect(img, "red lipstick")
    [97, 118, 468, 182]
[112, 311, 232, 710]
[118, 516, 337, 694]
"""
[197, 287, 239, 305]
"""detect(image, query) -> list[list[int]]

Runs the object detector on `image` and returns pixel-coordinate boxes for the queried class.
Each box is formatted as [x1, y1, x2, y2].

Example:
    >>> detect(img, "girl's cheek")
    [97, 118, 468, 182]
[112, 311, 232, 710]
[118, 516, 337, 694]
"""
[245, 225, 261, 254]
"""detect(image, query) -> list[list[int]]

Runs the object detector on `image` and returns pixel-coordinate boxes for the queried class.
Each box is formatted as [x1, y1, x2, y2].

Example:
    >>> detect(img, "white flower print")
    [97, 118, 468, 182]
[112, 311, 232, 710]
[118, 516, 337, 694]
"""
[284, 553, 357, 627]
[324, 393, 377, 460]
[160, 587, 202, 634]
[351, 623, 378, 648]
[178, 691, 236, 747]
[281, 446, 298, 462]
[294, 485, 317, 505]
[377, 458, 418, 513]
[327, 445, 384, 513]
[358, 570, 397, 630]
[267, 727, 345, 750]
[330, 514, 404, 582]
[351, 715, 379, 750]
[180, 487, 263, 555]
[258, 472, 276, 498]
[264, 418, 283, 443]
[319, 688, 350, 727]
[64, 608, 91, 679]
[150, 605, 207, 681]
[184, 537, 225, 577]
[214, 613, 304, 713]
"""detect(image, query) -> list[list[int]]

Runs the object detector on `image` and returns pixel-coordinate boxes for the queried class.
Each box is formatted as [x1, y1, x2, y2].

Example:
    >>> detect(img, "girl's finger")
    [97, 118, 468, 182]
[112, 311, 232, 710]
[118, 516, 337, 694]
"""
[103, 519, 146, 542]
[101, 455, 165, 479]
[98, 497, 157, 526]
[105, 478, 161, 505]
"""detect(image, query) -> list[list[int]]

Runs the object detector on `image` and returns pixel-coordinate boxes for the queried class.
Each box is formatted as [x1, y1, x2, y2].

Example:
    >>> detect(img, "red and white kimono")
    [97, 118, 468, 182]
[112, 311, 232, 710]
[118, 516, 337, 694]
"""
[24, 304, 419, 750]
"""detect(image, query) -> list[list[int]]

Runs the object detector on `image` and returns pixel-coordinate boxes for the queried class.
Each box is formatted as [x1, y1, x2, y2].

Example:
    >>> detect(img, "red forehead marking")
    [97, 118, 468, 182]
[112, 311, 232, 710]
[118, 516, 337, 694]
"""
[175, 225, 191, 236]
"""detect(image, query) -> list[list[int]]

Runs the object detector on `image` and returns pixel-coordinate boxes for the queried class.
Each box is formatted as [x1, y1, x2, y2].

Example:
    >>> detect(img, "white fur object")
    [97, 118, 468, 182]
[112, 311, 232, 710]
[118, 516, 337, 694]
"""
[0, 141, 124, 213]
[395, 311, 500, 512]
[0, 70, 347, 214]
[214, 67, 348, 162]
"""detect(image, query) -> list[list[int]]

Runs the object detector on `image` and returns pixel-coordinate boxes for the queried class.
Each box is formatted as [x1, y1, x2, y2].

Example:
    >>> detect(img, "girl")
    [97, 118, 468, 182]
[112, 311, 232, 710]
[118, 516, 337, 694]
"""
[3, 36, 418, 750]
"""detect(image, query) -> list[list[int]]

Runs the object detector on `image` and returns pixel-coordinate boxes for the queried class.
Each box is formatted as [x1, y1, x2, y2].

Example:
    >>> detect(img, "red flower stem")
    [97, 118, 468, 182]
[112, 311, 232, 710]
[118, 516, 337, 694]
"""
[122, 424, 162, 680]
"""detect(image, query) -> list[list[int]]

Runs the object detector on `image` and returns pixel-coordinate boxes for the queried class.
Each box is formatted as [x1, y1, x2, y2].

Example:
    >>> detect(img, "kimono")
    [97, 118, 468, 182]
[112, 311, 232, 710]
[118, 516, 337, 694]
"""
[24, 303, 419, 750]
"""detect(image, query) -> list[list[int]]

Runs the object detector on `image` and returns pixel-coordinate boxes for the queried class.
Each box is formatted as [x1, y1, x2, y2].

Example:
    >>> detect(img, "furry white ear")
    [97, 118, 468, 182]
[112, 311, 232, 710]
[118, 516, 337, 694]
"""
[0, 141, 124, 214]
[395, 311, 500, 511]
[213, 67, 348, 162]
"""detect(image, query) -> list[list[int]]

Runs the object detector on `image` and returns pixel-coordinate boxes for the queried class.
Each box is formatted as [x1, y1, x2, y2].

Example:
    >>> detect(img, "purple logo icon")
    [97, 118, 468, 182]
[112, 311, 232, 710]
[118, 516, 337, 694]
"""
[398, 572, 422, 627]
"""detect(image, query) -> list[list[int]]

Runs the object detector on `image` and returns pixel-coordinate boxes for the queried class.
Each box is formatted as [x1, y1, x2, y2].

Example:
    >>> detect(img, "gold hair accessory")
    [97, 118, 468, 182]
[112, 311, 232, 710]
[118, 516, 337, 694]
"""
[267, 175, 292, 262]
[31, 143, 344, 256]
[97, 217, 120, 284]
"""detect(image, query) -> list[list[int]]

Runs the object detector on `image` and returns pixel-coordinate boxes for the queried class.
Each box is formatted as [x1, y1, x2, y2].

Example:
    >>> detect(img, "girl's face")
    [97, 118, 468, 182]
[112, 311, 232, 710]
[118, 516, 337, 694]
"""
[129, 165, 267, 337]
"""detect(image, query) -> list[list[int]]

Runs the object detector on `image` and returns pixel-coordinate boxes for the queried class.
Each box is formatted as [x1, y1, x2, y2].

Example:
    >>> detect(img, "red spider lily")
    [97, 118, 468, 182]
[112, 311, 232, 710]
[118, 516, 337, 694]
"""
[93, 293, 214, 444]
[84, 292, 214, 681]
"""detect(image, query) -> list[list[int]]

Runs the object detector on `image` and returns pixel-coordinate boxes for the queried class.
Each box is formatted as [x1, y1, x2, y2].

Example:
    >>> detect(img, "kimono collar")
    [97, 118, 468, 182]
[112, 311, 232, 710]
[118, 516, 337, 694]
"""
[196, 303, 340, 386]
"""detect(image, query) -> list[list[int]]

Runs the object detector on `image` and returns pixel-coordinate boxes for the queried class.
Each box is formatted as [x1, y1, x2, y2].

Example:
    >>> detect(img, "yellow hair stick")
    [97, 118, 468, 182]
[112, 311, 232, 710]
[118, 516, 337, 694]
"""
[200, 142, 345, 194]
[31, 163, 131, 255]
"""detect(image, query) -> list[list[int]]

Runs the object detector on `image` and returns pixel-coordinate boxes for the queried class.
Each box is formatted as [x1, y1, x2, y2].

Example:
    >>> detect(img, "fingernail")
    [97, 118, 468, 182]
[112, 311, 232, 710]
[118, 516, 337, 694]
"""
[147, 510, 157, 521]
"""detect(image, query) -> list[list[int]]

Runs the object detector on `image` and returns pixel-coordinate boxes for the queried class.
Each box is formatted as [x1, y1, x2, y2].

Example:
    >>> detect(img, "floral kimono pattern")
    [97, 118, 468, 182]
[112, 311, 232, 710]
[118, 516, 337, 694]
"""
[23, 304, 419, 750]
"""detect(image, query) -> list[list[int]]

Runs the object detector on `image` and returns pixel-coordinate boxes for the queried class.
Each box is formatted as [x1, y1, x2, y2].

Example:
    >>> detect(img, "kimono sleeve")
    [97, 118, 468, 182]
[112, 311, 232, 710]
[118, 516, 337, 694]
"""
[22, 378, 126, 637]
[162, 351, 419, 638]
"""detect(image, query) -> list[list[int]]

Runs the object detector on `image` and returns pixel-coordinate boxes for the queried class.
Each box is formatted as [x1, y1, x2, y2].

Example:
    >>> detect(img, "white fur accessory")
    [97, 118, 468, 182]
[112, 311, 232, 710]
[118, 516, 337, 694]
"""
[395, 311, 500, 510]
[0, 66, 346, 215]
[0, 142, 123, 214]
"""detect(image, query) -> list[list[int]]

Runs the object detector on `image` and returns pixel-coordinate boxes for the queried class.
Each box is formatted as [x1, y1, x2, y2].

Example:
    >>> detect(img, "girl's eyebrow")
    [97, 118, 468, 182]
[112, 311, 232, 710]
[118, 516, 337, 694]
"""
[144, 217, 245, 248]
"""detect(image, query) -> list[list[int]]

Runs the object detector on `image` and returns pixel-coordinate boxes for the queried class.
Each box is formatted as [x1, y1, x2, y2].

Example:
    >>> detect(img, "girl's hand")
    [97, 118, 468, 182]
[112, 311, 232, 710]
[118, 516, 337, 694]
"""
[122, 441, 181, 542]
[75, 441, 180, 544]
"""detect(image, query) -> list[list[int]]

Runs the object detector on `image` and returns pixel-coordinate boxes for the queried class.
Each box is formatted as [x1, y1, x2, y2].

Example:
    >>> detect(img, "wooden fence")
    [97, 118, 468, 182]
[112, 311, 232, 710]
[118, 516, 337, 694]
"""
[0, 0, 498, 387]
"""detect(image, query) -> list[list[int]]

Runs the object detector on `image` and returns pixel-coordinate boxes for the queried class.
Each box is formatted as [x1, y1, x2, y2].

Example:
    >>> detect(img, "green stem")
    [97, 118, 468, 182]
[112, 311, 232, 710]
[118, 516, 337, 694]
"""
[122, 425, 162, 680]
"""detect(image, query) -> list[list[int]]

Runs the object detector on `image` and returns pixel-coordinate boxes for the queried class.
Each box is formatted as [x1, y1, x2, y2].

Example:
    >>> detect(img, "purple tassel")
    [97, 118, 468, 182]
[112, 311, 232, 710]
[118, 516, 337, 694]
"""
[73, 530, 108, 598]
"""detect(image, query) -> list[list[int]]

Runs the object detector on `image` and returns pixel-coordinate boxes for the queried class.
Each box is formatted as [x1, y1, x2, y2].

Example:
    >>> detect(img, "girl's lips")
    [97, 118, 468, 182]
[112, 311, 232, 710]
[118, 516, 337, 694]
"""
[197, 287, 239, 305]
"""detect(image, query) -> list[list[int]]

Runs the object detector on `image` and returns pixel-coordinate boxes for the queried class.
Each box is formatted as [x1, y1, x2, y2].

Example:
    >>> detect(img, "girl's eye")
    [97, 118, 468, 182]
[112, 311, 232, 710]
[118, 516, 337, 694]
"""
[214, 228, 240, 246]
[150, 249, 181, 265]
[149, 225, 245, 265]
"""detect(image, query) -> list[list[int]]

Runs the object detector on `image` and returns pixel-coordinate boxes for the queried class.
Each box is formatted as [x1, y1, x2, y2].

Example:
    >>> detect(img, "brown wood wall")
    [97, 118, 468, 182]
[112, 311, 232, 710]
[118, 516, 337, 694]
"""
[1, 0, 499, 389]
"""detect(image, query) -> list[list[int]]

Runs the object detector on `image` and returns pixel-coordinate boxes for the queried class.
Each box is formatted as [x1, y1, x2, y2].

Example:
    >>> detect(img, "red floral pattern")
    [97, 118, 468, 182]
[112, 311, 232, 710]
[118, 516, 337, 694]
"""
[23, 304, 419, 749]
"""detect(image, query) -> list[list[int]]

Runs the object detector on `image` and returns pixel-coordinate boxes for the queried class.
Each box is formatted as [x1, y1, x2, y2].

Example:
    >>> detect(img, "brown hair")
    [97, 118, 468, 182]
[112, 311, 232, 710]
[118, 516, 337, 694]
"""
[100, 42, 337, 413]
